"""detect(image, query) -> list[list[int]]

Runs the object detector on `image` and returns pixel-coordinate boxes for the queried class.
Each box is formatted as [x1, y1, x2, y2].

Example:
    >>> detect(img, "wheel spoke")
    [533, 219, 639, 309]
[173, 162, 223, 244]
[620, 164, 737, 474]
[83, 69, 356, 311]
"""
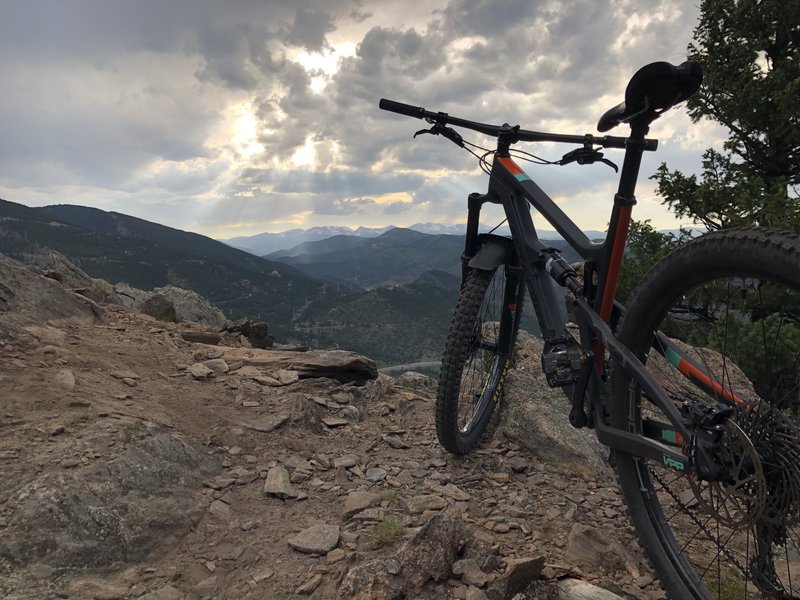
[610, 229, 800, 598]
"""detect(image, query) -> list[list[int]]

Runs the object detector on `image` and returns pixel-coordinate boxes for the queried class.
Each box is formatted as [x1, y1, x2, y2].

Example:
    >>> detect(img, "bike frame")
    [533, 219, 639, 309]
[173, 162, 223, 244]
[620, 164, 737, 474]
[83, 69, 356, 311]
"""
[463, 126, 700, 472]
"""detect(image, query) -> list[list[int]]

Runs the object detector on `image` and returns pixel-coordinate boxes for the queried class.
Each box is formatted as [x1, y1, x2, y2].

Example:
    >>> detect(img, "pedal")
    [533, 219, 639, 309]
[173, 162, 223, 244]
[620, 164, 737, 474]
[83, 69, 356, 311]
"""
[541, 334, 584, 388]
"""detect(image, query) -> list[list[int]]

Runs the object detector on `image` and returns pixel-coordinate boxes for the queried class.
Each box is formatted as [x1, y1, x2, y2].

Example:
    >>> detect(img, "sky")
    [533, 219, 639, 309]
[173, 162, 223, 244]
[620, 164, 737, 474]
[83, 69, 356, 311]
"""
[0, 0, 723, 240]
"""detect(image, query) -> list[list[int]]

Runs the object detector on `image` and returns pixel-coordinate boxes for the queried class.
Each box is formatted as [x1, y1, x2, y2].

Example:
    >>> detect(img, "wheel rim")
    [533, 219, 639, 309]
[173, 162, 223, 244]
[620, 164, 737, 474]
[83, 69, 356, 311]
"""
[629, 272, 800, 598]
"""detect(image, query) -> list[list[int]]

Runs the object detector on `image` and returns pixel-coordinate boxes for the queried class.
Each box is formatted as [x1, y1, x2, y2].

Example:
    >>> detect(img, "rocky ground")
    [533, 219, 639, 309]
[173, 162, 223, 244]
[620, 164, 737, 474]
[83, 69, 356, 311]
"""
[0, 254, 665, 600]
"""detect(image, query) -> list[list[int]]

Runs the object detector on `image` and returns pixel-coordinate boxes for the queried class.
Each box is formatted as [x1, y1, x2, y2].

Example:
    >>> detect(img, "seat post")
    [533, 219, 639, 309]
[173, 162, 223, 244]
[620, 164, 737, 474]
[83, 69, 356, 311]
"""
[615, 121, 650, 203]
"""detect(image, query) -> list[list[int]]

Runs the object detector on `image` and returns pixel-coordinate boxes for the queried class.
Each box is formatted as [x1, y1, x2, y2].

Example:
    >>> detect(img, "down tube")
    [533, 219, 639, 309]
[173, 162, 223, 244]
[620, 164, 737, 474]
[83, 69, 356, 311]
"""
[497, 188, 567, 341]
[496, 157, 600, 260]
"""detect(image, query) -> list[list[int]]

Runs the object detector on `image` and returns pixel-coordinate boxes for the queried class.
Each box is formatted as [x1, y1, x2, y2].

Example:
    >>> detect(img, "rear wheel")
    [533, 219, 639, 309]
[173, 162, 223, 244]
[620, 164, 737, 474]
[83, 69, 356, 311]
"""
[611, 228, 800, 599]
[436, 266, 522, 455]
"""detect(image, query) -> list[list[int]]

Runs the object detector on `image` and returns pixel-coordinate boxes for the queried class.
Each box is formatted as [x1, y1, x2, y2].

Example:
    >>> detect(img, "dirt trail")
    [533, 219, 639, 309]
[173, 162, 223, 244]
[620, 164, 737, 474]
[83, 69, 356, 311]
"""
[0, 305, 662, 600]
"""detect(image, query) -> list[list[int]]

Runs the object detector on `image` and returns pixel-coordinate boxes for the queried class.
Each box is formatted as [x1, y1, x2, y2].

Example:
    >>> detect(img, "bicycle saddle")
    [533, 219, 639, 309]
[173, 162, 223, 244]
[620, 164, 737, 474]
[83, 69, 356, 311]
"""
[597, 60, 702, 132]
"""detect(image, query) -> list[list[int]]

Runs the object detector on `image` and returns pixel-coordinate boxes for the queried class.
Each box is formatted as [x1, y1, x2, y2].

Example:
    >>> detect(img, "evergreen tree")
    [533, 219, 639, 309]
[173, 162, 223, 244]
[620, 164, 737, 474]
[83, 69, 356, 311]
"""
[652, 0, 800, 230]
[617, 220, 691, 301]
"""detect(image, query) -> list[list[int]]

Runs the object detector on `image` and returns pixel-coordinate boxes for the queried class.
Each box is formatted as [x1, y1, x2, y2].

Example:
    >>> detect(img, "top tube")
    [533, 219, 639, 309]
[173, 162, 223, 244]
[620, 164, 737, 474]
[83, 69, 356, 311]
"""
[378, 98, 658, 151]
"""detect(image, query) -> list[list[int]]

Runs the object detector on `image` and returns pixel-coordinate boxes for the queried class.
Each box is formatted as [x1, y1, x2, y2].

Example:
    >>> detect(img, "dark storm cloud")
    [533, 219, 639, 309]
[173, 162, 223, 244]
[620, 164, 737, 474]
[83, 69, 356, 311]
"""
[0, 0, 356, 189]
[283, 7, 336, 52]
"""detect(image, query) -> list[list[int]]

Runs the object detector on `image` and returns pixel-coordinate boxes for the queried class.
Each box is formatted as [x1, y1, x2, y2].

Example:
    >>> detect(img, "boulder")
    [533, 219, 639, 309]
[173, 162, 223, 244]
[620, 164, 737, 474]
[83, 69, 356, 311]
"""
[0, 253, 99, 344]
[337, 507, 465, 599]
[394, 371, 437, 394]
[495, 331, 611, 480]
[223, 318, 273, 348]
[134, 285, 228, 328]
[0, 429, 219, 570]
[27, 251, 125, 305]
[139, 293, 177, 322]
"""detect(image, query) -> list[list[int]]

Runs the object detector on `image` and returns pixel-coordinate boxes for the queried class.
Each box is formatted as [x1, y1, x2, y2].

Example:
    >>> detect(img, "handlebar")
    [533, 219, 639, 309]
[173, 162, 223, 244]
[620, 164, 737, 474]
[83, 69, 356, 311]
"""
[378, 98, 659, 151]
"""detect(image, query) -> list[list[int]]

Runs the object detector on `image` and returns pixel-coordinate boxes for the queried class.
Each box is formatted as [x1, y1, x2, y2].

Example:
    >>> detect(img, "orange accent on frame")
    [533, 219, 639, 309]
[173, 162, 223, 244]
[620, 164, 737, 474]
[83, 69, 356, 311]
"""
[677, 358, 748, 408]
[599, 206, 633, 323]
[497, 156, 524, 175]
[592, 205, 633, 375]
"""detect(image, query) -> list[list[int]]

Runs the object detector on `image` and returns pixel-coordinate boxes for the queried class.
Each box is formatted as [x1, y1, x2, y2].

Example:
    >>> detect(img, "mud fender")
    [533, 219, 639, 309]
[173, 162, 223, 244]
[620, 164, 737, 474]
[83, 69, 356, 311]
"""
[467, 235, 514, 271]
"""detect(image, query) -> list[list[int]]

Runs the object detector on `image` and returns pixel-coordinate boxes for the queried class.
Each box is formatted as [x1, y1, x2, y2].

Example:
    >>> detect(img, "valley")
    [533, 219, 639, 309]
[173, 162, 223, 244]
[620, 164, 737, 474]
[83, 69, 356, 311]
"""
[0, 198, 580, 368]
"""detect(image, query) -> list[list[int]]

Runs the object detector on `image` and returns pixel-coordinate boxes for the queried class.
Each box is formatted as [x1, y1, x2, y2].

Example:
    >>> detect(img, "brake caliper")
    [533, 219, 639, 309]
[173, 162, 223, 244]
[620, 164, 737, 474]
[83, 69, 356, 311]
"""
[682, 401, 735, 481]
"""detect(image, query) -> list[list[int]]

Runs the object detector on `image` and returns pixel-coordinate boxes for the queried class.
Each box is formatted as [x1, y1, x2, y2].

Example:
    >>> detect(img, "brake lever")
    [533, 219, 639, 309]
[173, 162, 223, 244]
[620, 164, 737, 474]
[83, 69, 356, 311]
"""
[413, 123, 464, 148]
[595, 157, 619, 172]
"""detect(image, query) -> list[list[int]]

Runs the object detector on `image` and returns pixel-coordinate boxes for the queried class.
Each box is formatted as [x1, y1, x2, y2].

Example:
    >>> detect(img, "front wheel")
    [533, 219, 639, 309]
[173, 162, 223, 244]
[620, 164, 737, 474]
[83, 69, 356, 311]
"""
[436, 266, 523, 455]
[610, 228, 800, 599]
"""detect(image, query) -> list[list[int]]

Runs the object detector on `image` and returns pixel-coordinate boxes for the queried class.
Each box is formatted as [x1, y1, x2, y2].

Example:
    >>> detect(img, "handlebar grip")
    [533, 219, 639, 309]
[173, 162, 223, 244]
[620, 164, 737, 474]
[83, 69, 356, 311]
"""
[379, 98, 426, 119]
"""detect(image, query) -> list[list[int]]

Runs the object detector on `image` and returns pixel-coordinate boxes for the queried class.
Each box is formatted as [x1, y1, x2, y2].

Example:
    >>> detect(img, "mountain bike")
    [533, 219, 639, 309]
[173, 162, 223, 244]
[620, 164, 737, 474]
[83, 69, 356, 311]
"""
[380, 61, 800, 599]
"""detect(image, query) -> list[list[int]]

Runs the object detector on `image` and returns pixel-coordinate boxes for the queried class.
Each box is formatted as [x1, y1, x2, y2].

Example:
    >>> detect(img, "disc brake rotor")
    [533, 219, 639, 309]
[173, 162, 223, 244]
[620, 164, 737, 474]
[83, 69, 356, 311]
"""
[688, 419, 767, 530]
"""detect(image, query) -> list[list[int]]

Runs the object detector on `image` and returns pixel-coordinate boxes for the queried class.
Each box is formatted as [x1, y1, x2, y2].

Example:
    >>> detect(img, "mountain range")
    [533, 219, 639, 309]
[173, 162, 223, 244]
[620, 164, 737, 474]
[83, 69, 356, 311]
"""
[264, 227, 582, 291]
[219, 223, 606, 256]
[3, 198, 682, 366]
[0, 200, 499, 364]
[0, 199, 328, 340]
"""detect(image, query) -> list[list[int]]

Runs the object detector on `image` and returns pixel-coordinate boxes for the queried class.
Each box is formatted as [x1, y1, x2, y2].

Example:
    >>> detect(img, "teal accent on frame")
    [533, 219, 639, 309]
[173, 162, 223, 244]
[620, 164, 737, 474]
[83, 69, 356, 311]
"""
[514, 173, 531, 182]
[663, 454, 685, 471]
[661, 429, 678, 444]
[664, 346, 681, 368]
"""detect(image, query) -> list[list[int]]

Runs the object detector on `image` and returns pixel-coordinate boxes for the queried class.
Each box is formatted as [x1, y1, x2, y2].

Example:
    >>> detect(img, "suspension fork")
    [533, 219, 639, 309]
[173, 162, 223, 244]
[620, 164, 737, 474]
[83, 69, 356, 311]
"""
[498, 264, 524, 356]
[461, 191, 502, 286]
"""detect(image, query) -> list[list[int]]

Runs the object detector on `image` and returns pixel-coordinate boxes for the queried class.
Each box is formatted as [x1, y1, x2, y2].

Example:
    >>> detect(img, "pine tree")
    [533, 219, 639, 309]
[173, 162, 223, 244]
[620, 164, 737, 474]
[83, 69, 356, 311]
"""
[652, 0, 799, 230]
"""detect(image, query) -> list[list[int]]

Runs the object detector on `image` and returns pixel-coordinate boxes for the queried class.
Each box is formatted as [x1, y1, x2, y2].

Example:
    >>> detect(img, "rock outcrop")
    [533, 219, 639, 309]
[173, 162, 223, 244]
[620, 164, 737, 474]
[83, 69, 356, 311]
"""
[0, 253, 665, 600]
[497, 331, 611, 480]
[0, 253, 100, 345]
[135, 285, 229, 329]
[0, 430, 219, 569]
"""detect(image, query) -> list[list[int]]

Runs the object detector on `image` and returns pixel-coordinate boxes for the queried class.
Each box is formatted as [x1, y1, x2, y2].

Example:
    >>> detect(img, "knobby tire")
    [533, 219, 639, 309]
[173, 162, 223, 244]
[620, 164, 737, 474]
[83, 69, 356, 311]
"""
[436, 267, 521, 455]
[610, 227, 800, 599]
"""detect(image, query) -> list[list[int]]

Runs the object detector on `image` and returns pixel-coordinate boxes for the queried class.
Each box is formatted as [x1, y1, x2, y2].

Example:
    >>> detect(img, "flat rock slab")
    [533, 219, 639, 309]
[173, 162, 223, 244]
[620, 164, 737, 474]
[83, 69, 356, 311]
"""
[343, 490, 382, 517]
[557, 578, 624, 599]
[251, 566, 275, 583]
[452, 558, 491, 587]
[221, 347, 377, 383]
[287, 523, 340, 554]
[244, 415, 289, 433]
[189, 363, 214, 380]
[502, 556, 546, 597]
[24, 325, 68, 346]
[202, 358, 229, 374]
[405, 494, 447, 514]
[264, 465, 299, 499]
[209, 500, 233, 521]
[110, 370, 140, 380]
[430, 482, 470, 501]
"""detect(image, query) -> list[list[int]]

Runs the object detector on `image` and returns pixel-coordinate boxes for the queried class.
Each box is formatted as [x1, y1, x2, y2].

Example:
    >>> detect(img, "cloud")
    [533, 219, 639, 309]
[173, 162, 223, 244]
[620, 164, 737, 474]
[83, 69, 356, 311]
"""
[0, 0, 708, 237]
[283, 7, 336, 52]
[240, 168, 425, 196]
